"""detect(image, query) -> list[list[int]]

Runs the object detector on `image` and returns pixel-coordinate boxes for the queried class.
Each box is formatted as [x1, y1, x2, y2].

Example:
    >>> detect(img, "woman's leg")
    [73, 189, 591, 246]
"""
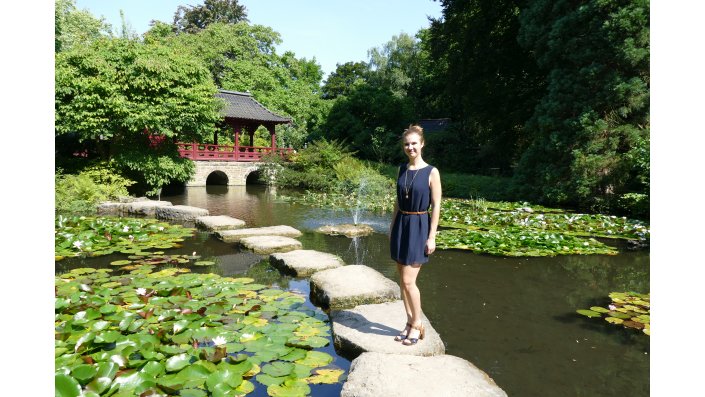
[400, 263, 423, 338]
[396, 263, 413, 322]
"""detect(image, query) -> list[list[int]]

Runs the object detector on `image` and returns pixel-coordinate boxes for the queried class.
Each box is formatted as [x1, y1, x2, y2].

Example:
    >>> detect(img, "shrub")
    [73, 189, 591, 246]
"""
[55, 164, 135, 215]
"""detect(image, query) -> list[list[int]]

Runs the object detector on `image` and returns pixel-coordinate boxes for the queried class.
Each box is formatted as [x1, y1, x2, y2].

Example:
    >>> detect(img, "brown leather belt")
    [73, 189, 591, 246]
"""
[399, 210, 429, 215]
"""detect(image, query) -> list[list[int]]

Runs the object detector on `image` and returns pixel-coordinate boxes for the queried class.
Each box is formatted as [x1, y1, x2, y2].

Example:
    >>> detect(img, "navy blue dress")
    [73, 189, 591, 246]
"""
[390, 164, 434, 265]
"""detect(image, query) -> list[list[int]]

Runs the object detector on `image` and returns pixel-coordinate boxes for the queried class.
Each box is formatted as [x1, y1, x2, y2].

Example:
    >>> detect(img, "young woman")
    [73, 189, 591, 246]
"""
[388, 124, 442, 346]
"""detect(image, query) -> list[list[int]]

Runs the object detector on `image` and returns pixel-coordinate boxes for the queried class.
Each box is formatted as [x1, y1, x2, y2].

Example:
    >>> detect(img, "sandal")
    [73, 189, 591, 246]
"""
[402, 323, 425, 346]
[394, 322, 412, 341]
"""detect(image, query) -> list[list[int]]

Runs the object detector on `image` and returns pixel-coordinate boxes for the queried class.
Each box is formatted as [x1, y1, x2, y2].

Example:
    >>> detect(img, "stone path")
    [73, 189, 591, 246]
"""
[195, 215, 246, 232]
[330, 300, 444, 359]
[238, 235, 302, 255]
[217, 225, 303, 243]
[269, 250, 344, 277]
[309, 265, 400, 310]
[156, 205, 209, 221]
[341, 352, 508, 397]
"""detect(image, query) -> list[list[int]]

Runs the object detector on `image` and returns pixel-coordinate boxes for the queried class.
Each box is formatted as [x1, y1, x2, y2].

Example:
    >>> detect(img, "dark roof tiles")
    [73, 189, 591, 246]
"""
[216, 90, 290, 123]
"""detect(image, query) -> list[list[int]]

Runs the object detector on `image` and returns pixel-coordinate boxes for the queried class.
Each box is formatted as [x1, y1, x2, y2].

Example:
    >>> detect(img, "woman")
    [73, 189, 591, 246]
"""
[389, 124, 442, 346]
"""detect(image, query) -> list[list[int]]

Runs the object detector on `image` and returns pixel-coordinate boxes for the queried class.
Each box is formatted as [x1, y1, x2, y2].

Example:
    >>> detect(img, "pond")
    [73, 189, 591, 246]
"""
[57, 185, 650, 396]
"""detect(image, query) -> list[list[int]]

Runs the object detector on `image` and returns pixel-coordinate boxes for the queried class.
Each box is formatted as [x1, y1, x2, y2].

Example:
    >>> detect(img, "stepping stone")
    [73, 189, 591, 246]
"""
[269, 250, 345, 277]
[330, 300, 444, 359]
[96, 202, 124, 215]
[195, 215, 246, 232]
[156, 205, 209, 221]
[239, 235, 302, 255]
[123, 200, 173, 216]
[310, 265, 400, 310]
[341, 352, 507, 397]
[217, 225, 302, 243]
[316, 224, 374, 237]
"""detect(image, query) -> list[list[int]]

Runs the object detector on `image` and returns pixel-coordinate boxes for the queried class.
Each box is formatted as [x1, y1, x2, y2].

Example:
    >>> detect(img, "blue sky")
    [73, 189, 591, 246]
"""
[75, 0, 443, 79]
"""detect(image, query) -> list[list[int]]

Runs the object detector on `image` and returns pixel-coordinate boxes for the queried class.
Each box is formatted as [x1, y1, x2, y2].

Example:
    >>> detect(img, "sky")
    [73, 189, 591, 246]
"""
[74, 0, 443, 79]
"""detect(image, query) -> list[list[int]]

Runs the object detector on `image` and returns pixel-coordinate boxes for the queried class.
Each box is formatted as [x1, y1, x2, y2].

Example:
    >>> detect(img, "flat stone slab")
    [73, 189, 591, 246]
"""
[341, 352, 507, 397]
[123, 200, 173, 216]
[269, 250, 345, 277]
[156, 205, 209, 221]
[330, 300, 444, 359]
[96, 202, 124, 215]
[217, 225, 302, 243]
[239, 235, 302, 255]
[195, 215, 246, 232]
[310, 265, 400, 310]
[316, 224, 374, 237]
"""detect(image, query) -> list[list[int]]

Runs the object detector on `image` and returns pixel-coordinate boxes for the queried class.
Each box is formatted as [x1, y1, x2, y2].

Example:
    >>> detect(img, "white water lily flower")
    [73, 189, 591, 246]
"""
[583, 242, 589, 246]
[158, 226, 164, 231]
[192, 251, 197, 256]
[136, 288, 147, 295]
[212, 336, 227, 346]
[129, 235, 134, 240]
[123, 226, 129, 232]
[73, 240, 83, 249]
[609, 304, 617, 311]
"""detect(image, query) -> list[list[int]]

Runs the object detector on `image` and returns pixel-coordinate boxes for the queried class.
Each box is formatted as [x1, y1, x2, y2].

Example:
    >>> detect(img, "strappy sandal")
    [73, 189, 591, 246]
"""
[394, 322, 412, 341]
[402, 323, 425, 346]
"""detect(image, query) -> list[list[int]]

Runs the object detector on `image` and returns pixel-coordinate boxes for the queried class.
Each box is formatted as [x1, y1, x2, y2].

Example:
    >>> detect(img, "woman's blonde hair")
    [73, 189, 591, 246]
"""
[402, 124, 425, 143]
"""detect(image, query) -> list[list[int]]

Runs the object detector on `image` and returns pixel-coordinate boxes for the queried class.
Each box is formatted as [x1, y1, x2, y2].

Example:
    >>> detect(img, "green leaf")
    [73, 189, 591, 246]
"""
[206, 368, 243, 391]
[576, 309, 601, 318]
[262, 361, 294, 377]
[85, 376, 112, 394]
[55, 373, 81, 397]
[267, 378, 311, 397]
[166, 353, 192, 372]
[71, 364, 98, 384]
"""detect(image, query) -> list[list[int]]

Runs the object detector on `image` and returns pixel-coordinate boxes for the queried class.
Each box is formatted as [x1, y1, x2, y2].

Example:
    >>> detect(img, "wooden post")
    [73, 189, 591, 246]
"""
[234, 123, 240, 161]
[192, 141, 197, 158]
[268, 123, 277, 155]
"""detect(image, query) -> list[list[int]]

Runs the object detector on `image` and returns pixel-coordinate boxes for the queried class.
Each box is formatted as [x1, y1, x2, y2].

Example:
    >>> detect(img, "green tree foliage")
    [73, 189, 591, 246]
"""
[513, 0, 650, 211]
[172, 0, 248, 33]
[55, 37, 222, 194]
[321, 61, 370, 99]
[155, 22, 327, 148]
[55, 0, 112, 52]
[428, 0, 544, 173]
[322, 83, 413, 163]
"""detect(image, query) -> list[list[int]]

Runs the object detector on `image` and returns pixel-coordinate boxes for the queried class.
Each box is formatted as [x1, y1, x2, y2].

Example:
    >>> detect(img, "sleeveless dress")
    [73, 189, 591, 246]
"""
[390, 163, 434, 265]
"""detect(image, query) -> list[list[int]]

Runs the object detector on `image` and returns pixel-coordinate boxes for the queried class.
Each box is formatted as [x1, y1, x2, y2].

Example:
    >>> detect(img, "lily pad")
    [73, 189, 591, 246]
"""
[576, 309, 601, 318]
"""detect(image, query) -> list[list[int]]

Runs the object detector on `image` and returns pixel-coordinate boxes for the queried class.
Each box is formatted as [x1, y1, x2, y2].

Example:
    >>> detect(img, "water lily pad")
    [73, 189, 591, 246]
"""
[576, 309, 601, 318]
[71, 364, 98, 384]
[589, 306, 610, 313]
[194, 261, 216, 267]
[166, 353, 192, 372]
[295, 351, 333, 367]
[110, 260, 132, 266]
[55, 373, 81, 397]
[605, 317, 623, 325]
[262, 361, 294, 377]
[267, 378, 311, 397]
[306, 369, 344, 384]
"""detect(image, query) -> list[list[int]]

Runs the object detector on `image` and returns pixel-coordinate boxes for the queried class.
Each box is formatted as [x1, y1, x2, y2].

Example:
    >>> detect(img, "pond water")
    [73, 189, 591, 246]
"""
[57, 185, 650, 396]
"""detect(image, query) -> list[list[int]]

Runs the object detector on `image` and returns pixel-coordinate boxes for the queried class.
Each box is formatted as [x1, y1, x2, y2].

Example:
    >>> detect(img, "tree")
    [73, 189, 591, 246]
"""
[172, 0, 248, 34]
[427, 0, 544, 173]
[55, 37, 222, 194]
[322, 62, 369, 99]
[55, 0, 112, 52]
[514, 0, 650, 211]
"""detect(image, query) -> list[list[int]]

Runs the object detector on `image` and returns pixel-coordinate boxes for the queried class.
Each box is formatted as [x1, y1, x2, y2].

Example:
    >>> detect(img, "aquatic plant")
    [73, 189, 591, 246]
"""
[55, 266, 344, 396]
[577, 292, 650, 335]
[55, 216, 195, 260]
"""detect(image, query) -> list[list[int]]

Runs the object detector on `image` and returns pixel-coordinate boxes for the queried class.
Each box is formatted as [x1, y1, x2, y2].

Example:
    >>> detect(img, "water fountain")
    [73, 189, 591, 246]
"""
[315, 176, 375, 238]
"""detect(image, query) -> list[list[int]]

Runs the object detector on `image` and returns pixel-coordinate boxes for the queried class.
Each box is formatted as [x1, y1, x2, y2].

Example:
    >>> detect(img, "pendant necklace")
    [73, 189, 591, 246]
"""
[403, 167, 419, 199]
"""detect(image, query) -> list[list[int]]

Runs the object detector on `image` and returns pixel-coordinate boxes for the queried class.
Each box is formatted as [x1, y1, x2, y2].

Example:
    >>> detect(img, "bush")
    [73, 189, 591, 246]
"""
[55, 164, 135, 215]
[617, 193, 650, 221]
[440, 172, 513, 201]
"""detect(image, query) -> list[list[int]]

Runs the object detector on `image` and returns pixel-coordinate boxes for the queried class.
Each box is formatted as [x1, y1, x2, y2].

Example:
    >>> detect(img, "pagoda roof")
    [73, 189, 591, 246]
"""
[216, 89, 291, 124]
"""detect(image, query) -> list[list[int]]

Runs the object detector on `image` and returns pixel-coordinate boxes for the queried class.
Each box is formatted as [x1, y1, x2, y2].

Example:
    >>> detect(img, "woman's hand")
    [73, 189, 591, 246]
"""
[425, 237, 436, 255]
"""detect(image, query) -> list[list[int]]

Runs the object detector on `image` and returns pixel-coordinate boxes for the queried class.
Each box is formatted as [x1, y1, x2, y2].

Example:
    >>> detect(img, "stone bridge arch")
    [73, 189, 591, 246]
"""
[185, 161, 263, 186]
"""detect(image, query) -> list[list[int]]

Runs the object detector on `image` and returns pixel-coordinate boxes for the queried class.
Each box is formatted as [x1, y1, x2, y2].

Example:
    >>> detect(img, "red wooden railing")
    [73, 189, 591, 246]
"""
[176, 142, 293, 162]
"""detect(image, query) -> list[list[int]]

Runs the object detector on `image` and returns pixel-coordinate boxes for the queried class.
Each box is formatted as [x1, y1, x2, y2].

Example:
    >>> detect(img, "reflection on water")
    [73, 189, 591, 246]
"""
[60, 185, 649, 397]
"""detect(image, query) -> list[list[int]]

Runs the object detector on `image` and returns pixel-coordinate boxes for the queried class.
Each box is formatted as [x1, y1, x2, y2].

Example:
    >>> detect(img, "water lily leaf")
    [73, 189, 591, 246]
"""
[141, 361, 165, 377]
[267, 378, 311, 397]
[262, 362, 294, 377]
[279, 348, 307, 362]
[166, 353, 192, 372]
[287, 336, 329, 349]
[180, 389, 208, 397]
[194, 261, 216, 267]
[256, 373, 288, 386]
[607, 311, 632, 319]
[96, 362, 118, 380]
[206, 368, 243, 391]
[71, 364, 98, 384]
[295, 351, 333, 367]
[236, 380, 255, 394]
[576, 309, 601, 318]
[605, 317, 623, 325]
[306, 369, 345, 384]
[589, 306, 610, 313]
[110, 260, 132, 266]
[85, 376, 112, 394]
[95, 330, 121, 344]
[55, 373, 81, 397]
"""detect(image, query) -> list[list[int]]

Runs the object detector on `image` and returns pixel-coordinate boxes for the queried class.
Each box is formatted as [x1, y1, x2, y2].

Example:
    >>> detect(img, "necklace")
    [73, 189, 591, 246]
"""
[403, 167, 420, 199]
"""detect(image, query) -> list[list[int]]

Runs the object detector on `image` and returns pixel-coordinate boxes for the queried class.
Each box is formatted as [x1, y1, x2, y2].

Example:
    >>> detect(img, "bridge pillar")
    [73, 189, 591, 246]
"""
[185, 161, 263, 186]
